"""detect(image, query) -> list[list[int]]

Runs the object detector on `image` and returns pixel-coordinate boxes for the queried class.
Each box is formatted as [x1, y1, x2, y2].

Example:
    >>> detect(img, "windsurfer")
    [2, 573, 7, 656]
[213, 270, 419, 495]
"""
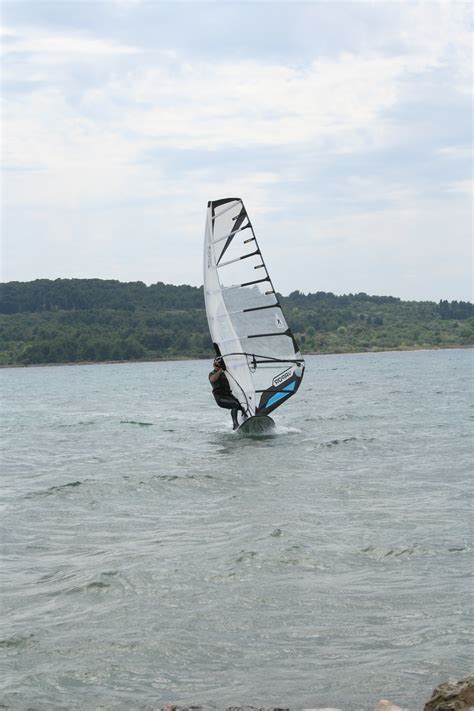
[209, 357, 247, 430]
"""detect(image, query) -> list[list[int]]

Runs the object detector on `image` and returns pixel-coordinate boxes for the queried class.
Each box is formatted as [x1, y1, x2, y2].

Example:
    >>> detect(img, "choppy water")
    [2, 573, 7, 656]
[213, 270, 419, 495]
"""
[1, 350, 472, 711]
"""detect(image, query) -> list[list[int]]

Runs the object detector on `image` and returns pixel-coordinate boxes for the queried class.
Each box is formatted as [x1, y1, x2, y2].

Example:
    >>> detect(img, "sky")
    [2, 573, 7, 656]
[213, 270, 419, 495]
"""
[1, 0, 472, 301]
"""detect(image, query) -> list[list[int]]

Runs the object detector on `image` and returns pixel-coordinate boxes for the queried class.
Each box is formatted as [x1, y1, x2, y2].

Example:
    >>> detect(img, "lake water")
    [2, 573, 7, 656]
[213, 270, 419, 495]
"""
[1, 350, 472, 711]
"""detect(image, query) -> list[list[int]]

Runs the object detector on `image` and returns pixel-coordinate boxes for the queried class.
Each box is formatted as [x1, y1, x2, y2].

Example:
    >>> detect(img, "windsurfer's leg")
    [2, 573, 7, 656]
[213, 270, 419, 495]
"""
[214, 394, 242, 410]
[232, 398, 247, 421]
[214, 394, 246, 428]
[231, 408, 239, 430]
[231, 399, 248, 424]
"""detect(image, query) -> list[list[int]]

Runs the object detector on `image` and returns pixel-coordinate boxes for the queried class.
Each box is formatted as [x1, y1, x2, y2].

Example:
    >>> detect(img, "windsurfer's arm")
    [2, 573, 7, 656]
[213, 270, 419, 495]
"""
[209, 368, 222, 384]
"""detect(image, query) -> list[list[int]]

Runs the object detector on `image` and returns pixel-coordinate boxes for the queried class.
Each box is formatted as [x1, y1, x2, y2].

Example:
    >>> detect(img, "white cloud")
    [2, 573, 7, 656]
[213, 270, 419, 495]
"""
[1, 1, 472, 300]
[2, 88, 146, 206]
[437, 145, 472, 159]
[266, 195, 473, 301]
[105, 53, 414, 151]
[1, 49, 430, 210]
[2, 47, 414, 210]
[3, 1, 471, 178]
[395, 0, 472, 93]
[1, 23, 139, 57]
[447, 180, 474, 196]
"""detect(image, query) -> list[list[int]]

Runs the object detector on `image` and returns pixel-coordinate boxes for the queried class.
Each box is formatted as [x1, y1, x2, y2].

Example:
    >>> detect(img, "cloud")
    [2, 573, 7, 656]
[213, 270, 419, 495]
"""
[1, 23, 140, 57]
[1, 1, 472, 300]
[111, 54, 409, 151]
[0, 47, 436, 204]
[3, 1, 471, 171]
[267, 193, 472, 300]
[437, 145, 472, 160]
[2, 42, 415, 212]
[447, 180, 473, 196]
[393, 0, 472, 93]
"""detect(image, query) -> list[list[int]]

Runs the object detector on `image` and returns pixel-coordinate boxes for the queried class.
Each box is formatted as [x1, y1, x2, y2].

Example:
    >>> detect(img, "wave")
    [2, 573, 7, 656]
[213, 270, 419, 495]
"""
[24, 480, 84, 498]
[120, 420, 154, 426]
[360, 543, 472, 559]
[0, 634, 35, 650]
[152, 473, 214, 481]
[56, 420, 97, 428]
[321, 437, 358, 447]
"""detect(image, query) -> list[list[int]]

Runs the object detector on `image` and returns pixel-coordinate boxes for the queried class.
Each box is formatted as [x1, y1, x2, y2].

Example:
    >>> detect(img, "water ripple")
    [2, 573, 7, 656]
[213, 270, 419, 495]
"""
[1, 351, 472, 711]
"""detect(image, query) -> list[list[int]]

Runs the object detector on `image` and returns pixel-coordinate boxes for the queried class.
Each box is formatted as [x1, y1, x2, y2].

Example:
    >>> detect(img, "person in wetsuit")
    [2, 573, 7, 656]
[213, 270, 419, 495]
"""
[209, 357, 247, 430]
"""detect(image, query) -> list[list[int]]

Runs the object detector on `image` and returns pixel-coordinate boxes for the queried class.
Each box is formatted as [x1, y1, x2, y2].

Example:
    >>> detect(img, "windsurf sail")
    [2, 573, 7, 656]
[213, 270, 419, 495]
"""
[203, 197, 305, 417]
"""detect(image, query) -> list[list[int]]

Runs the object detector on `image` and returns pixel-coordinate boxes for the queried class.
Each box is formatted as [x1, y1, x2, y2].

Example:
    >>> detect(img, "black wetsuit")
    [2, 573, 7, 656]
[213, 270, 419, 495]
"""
[209, 368, 245, 428]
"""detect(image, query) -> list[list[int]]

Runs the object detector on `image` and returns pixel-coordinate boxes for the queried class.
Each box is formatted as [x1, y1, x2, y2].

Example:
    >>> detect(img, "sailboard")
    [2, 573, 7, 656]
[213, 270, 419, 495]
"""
[237, 414, 275, 435]
[203, 197, 305, 428]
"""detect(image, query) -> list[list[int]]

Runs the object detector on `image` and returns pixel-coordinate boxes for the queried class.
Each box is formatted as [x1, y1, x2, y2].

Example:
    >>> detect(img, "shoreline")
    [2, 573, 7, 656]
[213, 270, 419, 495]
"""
[149, 675, 474, 711]
[0, 344, 472, 369]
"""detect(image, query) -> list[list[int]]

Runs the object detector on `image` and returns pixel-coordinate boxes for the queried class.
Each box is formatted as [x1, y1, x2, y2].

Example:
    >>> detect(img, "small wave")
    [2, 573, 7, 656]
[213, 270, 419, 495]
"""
[361, 545, 419, 559]
[274, 425, 301, 435]
[322, 437, 357, 447]
[233, 546, 324, 573]
[279, 554, 325, 572]
[306, 414, 356, 421]
[235, 550, 258, 563]
[120, 420, 153, 426]
[153, 473, 214, 481]
[83, 581, 110, 591]
[57, 420, 97, 428]
[49, 480, 82, 492]
[270, 528, 283, 537]
[0, 634, 34, 650]
[66, 571, 120, 595]
[335, 484, 353, 493]
[24, 480, 84, 499]
[360, 543, 472, 559]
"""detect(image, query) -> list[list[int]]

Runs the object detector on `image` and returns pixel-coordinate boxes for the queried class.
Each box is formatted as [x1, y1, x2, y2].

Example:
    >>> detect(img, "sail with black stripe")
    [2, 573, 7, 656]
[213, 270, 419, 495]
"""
[203, 197, 305, 417]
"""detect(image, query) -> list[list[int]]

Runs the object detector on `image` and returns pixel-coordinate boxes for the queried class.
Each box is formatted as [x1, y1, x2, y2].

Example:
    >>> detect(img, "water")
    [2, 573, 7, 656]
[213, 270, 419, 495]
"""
[1, 350, 472, 711]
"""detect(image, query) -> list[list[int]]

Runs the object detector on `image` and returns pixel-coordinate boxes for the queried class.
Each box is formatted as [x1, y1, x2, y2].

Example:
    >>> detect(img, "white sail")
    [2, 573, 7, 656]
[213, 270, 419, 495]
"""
[204, 198, 305, 417]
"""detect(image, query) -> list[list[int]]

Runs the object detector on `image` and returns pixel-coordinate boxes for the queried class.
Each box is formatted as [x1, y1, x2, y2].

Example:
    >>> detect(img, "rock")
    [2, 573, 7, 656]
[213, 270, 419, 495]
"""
[424, 674, 474, 711]
[302, 708, 344, 710]
[226, 708, 290, 711]
[226, 708, 289, 711]
[376, 701, 409, 711]
[153, 707, 289, 711]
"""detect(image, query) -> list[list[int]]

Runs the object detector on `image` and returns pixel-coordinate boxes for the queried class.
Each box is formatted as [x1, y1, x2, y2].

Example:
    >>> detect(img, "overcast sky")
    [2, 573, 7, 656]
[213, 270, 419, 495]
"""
[2, 0, 472, 301]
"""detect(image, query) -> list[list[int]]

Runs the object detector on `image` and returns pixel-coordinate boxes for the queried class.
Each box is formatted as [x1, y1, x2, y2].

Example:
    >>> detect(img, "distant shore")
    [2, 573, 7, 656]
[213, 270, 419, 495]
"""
[2, 281, 472, 368]
[1, 344, 472, 369]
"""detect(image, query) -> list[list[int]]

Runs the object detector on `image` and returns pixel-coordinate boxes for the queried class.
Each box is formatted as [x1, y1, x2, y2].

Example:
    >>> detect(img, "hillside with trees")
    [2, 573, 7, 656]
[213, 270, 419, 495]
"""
[0, 279, 472, 366]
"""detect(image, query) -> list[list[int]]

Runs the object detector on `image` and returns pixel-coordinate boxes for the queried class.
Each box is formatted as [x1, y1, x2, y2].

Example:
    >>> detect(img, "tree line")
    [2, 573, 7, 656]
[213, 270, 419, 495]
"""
[0, 279, 472, 366]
